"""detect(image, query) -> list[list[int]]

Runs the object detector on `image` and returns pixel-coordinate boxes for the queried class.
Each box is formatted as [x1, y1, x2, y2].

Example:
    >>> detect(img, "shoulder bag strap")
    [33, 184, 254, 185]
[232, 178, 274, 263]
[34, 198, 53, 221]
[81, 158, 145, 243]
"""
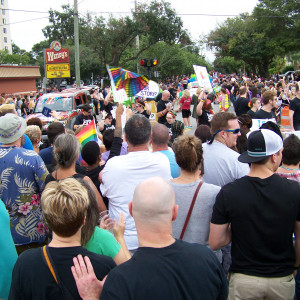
[42, 245, 58, 284]
[179, 181, 203, 240]
[41, 246, 75, 300]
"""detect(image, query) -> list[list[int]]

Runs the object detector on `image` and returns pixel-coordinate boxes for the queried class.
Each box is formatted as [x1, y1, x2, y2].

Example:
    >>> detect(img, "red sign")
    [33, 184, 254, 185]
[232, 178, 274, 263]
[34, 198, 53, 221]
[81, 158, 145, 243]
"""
[45, 48, 69, 63]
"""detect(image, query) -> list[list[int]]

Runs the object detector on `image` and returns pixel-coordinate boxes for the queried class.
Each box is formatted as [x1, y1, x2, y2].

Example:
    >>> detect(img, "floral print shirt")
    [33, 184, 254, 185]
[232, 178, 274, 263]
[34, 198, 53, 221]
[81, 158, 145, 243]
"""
[0, 146, 48, 245]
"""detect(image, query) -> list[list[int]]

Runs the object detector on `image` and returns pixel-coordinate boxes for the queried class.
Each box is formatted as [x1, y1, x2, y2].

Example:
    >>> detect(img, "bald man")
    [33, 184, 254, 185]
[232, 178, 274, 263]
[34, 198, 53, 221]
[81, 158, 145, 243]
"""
[157, 90, 173, 124]
[72, 177, 228, 300]
[151, 123, 180, 178]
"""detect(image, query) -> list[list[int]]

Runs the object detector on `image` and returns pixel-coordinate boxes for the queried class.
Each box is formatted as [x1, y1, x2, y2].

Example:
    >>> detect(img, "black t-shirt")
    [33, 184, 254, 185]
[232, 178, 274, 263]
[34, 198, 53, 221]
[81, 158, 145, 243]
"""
[85, 165, 104, 194]
[246, 109, 255, 118]
[103, 102, 113, 114]
[289, 97, 300, 126]
[9, 246, 115, 300]
[234, 97, 249, 116]
[136, 110, 150, 119]
[211, 174, 300, 277]
[101, 240, 228, 300]
[253, 108, 275, 120]
[74, 114, 94, 126]
[21, 102, 27, 114]
[157, 100, 170, 124]
[198, 109, 213, 127]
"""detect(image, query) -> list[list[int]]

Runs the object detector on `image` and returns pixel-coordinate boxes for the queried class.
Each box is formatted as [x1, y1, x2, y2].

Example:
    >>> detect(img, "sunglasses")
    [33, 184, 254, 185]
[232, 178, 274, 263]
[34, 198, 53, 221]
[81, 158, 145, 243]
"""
[208, 128, 240, 144]
[223, 128, 240, 134]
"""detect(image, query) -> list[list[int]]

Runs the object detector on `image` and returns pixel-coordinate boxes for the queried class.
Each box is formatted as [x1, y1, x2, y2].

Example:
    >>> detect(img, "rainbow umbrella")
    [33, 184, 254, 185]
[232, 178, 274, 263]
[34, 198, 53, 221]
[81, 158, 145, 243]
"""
[108, 66, 149, 97]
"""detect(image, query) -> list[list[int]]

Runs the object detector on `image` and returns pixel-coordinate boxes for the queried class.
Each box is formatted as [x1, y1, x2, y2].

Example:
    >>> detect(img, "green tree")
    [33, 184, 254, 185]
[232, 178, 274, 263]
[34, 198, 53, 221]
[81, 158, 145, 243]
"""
[207, 14, 281, 77]
[42, 1, 191, 68]
[213, 56, 247, 74]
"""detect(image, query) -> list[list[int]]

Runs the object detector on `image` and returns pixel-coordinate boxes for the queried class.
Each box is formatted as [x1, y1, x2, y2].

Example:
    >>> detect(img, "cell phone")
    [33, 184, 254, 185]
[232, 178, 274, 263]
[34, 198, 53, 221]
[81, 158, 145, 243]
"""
[42, 106, 52, 117]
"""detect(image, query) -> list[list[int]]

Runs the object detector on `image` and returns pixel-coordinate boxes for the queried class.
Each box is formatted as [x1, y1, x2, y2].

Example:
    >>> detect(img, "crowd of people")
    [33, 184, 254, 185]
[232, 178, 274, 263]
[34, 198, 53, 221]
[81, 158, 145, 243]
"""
[0, 73, 300, 300]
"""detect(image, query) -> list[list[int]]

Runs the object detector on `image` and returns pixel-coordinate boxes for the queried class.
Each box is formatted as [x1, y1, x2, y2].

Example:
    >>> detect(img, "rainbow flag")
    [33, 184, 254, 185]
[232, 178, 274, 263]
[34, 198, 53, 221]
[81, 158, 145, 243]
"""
[76, 119, 97, 147]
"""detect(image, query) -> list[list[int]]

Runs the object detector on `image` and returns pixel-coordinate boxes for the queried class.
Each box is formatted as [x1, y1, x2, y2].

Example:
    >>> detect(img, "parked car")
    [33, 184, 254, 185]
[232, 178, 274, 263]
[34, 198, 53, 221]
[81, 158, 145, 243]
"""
[27, 88, 93, 134]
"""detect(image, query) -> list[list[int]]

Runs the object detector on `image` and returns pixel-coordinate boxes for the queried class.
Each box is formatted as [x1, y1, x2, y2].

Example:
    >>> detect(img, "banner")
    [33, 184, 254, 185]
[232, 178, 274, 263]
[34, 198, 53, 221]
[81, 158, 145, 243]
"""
[193, 65, 211, 88]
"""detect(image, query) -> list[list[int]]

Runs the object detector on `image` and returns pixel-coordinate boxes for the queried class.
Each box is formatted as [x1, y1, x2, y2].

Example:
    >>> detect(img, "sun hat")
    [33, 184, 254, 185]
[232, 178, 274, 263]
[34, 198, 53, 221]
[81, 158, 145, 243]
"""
[238, 129, 283, 163]
[0, 113, 27, 144]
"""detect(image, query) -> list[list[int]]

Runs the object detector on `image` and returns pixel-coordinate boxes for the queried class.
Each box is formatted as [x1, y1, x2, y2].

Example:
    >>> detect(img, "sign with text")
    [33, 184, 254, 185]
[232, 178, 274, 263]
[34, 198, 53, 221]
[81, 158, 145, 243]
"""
[45, 48, 70, 64]
[136, 80, 159, 99]
[251, 118, 277, 131]
[46, 63, 70, 78]
[193, 65, 211, 88]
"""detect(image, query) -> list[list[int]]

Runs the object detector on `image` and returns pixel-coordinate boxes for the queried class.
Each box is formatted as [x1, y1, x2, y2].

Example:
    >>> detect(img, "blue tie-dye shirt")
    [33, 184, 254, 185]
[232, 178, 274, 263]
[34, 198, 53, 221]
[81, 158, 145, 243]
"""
[0, 146, 48, 246]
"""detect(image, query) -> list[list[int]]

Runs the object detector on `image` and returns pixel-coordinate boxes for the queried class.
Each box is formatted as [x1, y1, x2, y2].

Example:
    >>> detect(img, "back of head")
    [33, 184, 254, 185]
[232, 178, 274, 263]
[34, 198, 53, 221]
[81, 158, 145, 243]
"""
[132, 177, 175, 226]
[282, 134, 300, 165]
[262, 90, 276, 105]
[152, 124, 169, 146]
[182, 89, 190, 98]
[194, 124, 212, 143]
[125, 114, 151, 146]
[82, 104, 92, 112]
[81, 141, 100, 165]
[259, 121, 283, 140]
[41, 178, 89, 237]
[54, 133, 80, 168]
[25, 125, 41, 144]
[239, 86, 247, 96]
[172, 135, 202, 172]
[238, 114, 252, 130]
[47, 122, 65, 144]
[27, 117, 43, 130]
[102, 129, 114, 150]
[0, 103, 16, 116]
[211, 112, 237, 133]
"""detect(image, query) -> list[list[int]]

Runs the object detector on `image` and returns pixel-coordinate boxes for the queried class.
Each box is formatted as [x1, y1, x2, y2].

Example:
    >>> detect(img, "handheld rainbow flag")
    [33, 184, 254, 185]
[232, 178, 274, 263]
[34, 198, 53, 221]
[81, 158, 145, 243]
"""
[75, 119, 97, 147]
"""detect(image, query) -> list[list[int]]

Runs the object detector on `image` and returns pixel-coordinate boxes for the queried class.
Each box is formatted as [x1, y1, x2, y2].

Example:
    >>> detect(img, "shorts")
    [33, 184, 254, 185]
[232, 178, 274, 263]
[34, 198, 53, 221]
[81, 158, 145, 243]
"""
[182, 109, 191, 118]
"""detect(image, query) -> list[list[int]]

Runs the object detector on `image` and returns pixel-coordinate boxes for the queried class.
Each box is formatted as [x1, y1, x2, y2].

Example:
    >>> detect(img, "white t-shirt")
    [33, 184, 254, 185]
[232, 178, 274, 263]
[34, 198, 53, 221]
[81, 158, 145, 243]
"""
[202, 141, 249, 187]
[100, 151, 171, 250]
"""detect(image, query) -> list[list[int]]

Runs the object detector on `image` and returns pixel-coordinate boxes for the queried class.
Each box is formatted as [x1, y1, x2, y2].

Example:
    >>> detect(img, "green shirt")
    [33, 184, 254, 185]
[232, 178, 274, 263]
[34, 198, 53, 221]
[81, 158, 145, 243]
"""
[85, 227, 121, 259]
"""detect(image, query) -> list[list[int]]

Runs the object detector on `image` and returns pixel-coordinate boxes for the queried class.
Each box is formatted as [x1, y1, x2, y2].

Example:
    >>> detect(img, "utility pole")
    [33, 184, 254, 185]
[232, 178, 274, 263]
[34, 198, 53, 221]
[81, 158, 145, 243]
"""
[135, 0, 140, 74]
[74, 0, 81, 87]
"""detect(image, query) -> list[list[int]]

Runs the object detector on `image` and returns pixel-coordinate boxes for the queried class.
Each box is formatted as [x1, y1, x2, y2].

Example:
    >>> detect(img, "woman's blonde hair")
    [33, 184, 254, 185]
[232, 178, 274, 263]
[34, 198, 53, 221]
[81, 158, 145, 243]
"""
[42, 178, 89, 237]
[25, 125, 41, 144]
[182, 89, 190, 98]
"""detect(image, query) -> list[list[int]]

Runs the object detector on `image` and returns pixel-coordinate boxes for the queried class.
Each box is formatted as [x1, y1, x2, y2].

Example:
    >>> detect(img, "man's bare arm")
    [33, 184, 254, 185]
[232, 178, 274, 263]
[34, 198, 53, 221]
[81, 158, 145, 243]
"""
[209, 223, 231, 250]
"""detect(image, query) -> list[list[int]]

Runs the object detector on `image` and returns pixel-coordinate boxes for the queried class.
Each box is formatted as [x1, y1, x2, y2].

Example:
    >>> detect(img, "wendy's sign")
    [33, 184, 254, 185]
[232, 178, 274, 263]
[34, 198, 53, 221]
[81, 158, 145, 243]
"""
[45, 48, 69, 63]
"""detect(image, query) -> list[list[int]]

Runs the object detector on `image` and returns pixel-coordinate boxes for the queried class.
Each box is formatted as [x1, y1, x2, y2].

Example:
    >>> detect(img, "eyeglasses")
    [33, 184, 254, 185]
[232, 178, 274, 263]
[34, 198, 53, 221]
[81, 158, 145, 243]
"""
[136, 105, 141, 108]
[208, 128, 240, 144]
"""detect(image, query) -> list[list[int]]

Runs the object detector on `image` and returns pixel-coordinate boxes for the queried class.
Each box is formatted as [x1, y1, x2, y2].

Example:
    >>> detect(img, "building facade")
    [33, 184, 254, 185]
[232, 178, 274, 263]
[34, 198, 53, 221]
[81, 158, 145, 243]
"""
[0, 0, 12, 54]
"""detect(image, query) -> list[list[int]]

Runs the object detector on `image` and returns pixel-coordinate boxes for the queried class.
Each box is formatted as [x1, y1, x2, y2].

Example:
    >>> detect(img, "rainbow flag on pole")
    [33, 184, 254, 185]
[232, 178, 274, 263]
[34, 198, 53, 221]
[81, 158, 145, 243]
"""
[76, 119, 97, 147]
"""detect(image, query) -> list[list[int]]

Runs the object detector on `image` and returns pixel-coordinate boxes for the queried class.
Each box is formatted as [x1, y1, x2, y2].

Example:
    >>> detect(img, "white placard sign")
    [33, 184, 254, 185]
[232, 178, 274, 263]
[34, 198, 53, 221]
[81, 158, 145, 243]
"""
[136, 80, 159, 99]
[193, 65, 211, 88]
[251, 118, 277, 131]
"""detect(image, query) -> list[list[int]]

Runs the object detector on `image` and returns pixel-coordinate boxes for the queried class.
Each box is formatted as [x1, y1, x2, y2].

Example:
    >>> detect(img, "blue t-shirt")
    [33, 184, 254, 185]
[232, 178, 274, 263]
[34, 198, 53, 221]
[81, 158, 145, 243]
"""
[0, 199, 17, 300]
[159, 150, 181, 178]
[39, 146, 53, 165]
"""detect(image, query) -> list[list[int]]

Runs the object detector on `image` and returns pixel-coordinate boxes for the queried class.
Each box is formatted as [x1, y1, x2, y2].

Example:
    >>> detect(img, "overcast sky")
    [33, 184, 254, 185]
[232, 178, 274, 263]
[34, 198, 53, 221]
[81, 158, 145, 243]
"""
[8, 0, 258, 62]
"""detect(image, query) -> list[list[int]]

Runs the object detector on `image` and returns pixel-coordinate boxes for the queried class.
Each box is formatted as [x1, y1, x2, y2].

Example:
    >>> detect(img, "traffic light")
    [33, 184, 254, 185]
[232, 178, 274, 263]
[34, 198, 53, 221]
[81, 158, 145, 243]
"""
[150, 59, 158, 67]
[140, 59, 148, 67]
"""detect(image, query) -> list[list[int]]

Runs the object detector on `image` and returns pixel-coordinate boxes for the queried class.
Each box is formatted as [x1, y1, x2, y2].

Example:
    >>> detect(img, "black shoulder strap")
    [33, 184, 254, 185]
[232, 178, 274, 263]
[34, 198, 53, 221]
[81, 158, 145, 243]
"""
[41, 246, 75, 300]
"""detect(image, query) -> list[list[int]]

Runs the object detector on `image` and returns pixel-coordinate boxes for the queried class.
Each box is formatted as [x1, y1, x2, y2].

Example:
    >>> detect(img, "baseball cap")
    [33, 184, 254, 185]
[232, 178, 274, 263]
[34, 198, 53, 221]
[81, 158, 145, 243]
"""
[238, 129, 283, 163]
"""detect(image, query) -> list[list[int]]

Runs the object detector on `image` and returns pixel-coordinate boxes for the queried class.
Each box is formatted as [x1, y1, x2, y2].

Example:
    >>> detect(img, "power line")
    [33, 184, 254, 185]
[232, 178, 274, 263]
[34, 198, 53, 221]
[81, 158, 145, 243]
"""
[0, 16, 49, 27]
[3, 8, 49, 14]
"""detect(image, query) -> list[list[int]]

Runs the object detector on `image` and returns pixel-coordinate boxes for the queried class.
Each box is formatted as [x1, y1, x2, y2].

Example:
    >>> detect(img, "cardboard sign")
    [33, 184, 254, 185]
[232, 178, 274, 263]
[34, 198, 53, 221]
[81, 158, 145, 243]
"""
[136, 80, 159, 99]
[251, 118, 277, 131]
[193, 65, 211, 88]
